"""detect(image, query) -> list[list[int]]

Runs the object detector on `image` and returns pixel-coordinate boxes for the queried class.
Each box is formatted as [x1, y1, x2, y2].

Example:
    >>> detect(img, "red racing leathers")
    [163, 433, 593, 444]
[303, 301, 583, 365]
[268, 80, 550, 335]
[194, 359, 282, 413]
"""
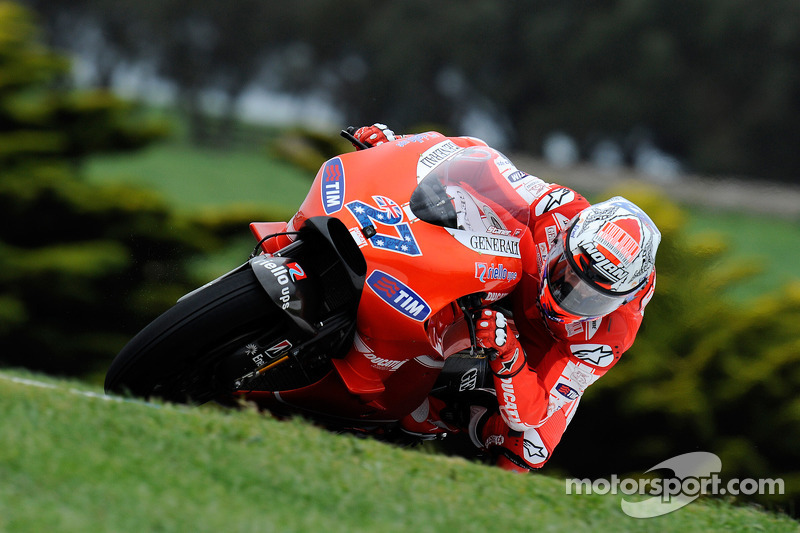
[350, 126, 656, 471]
[478, 183, 657, 471]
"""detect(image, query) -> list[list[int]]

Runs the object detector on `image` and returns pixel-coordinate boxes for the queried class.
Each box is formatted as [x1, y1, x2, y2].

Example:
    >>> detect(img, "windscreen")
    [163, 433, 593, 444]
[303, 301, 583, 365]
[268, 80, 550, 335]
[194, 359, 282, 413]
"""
[409, 146, 531, 236]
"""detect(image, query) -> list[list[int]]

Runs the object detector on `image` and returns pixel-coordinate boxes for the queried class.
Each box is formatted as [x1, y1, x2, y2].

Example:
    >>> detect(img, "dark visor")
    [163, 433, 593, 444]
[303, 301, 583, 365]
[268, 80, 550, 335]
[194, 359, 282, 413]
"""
[545, 237, 631, 318]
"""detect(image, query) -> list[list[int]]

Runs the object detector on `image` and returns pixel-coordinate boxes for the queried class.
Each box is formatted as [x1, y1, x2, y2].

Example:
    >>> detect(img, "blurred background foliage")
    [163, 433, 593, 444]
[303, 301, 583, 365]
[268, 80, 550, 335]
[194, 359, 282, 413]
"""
[1, 0, 799, 513]
[19, 0, 800, 182]
[0, 2, 264, 376]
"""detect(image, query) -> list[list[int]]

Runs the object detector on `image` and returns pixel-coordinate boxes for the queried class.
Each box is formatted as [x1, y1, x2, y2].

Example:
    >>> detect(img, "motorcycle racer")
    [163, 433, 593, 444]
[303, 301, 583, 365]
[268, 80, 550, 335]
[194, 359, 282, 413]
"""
[353, 124, 661, 472]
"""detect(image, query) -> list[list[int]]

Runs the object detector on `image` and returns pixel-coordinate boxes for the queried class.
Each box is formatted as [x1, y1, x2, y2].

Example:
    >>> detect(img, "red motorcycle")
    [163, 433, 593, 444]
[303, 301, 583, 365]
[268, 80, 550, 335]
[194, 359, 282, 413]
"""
[105, 130, 536, 442]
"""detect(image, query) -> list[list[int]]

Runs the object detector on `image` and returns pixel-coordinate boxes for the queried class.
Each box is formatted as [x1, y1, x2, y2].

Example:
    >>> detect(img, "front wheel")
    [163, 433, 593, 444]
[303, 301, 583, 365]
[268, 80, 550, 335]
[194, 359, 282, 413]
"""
[105, 267, 319, 403]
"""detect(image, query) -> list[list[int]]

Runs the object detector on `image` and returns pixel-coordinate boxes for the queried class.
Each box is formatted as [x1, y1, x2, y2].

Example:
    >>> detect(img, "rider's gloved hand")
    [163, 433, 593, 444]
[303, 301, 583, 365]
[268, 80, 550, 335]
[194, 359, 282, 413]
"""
[475, 309, 526, 378]
[353, 123, 396, 149]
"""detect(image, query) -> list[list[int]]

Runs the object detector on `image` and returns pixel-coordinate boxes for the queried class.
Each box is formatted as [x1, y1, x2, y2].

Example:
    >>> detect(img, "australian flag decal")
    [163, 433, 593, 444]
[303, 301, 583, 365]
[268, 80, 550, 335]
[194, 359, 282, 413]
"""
[367, 270, 431, 321]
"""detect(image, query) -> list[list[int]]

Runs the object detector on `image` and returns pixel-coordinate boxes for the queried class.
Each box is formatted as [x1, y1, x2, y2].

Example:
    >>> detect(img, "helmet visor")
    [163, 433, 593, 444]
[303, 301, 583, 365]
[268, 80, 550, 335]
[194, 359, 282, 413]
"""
[545, 237, 629, 319]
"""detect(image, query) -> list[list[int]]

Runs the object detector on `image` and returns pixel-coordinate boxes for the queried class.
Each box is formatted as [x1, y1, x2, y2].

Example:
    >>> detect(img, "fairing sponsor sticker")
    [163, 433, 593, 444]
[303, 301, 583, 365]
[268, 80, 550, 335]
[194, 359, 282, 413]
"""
[320, 157, 345, 215]
[367, 270, 431, 321]
[250, 256, 306, 311]
[346, 195, 422, 256]
[475, 262, 519, 283]
[353, 333, 406, 371]
[446, 228, 522, 258]
[416, 140, 464, 180]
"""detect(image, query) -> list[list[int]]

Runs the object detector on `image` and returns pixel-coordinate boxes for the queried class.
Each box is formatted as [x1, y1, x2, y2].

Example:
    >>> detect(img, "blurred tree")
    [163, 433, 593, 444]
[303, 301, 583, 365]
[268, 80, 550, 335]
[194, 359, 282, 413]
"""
[0, 1, 217, 377]
[19, 0, 800, 180]
[286, 0, 800, 181]
[22, 0, 300, 146]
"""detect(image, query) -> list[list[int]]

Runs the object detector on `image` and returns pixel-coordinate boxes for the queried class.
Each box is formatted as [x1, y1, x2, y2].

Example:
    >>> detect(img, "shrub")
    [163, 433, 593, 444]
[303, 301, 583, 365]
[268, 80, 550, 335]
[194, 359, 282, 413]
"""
[0, 2, 213, 377]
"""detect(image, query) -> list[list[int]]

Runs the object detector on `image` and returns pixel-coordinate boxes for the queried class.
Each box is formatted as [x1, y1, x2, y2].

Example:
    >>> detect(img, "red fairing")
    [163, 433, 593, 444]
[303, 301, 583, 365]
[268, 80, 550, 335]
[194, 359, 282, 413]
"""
[250, 222, 290, 254]
[245, 133, 535, 421]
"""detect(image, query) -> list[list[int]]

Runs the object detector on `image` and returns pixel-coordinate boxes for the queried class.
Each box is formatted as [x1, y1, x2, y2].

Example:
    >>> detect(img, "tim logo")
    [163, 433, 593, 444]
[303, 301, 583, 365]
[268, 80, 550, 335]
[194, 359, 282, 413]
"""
[555, 382, 579, 400]
[321, 157, 345, 214]
[367, 270, 431, 321]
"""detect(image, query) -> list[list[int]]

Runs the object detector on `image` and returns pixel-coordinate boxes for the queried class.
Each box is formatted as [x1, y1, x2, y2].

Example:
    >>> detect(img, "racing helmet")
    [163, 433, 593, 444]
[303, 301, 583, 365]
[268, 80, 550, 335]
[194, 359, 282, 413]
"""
[538, 196, 661, 323]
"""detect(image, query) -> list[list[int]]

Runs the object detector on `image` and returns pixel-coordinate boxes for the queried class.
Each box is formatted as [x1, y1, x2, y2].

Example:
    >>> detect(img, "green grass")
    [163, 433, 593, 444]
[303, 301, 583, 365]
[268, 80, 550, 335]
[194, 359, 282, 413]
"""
[686, 210, 800, 300]
[86, 142, 313, 281]
[86, 142, 311, 212]
[1, 369, 796, 533]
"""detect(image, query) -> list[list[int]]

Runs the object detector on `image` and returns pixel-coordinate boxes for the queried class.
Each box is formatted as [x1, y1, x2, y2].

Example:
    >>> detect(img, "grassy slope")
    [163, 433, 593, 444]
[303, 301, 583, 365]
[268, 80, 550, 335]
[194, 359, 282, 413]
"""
[1, 370, 796, 533]
[86, 142, 311, 214]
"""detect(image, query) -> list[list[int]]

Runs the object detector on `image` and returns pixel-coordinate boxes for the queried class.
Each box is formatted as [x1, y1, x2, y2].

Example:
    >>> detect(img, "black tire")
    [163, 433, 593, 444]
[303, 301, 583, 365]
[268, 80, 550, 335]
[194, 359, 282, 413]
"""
[105, 267, 289, 403]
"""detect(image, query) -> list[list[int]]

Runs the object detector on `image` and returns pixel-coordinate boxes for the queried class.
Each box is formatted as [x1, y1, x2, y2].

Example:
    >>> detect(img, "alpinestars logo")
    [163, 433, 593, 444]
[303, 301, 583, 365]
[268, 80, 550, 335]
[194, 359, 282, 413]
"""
[535, 188, 575, 216]
[570, 344, 615, 367]
[497, 348, 520, 375]
[523, 439, 548, 461]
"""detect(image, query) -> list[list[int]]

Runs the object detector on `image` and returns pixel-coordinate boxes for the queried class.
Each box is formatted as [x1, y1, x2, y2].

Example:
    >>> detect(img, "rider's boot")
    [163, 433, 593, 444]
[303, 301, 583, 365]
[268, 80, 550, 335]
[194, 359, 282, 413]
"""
[475, 412, 539, 473]
[399, 396, 456, 439]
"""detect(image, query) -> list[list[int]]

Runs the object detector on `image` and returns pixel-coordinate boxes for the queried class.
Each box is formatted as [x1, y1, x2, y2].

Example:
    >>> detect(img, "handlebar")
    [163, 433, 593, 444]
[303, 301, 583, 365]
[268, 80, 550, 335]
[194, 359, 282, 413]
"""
[341, 126, 370, 150]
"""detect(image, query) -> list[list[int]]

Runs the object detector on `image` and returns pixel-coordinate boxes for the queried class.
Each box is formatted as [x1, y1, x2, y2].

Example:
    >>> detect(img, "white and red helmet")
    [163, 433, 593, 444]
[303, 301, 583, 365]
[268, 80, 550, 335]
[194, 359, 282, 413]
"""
[539, 196, 661, 323]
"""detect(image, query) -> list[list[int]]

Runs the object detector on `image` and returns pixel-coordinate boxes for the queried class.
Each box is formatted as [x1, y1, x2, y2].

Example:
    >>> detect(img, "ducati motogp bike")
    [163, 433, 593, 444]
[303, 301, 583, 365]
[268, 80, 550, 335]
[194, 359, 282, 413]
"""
[105, 130, 539, 442]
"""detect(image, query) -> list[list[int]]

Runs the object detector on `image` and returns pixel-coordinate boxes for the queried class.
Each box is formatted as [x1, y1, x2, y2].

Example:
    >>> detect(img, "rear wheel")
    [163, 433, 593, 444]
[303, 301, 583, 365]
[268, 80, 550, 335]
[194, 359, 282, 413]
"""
[105, 267, 316, 403]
